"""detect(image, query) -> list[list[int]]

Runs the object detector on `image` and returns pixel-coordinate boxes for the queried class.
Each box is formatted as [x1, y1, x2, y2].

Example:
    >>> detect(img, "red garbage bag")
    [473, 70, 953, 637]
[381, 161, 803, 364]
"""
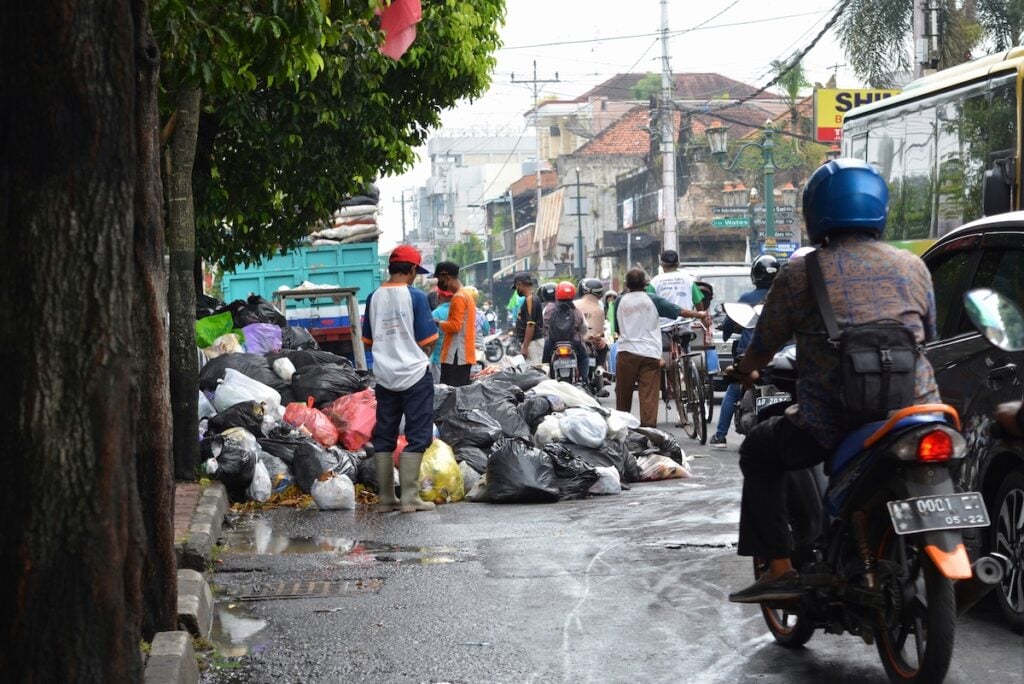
[283, 398, 339, 448]
[392, 435, 408, 466]
[324, 388, 377, 451]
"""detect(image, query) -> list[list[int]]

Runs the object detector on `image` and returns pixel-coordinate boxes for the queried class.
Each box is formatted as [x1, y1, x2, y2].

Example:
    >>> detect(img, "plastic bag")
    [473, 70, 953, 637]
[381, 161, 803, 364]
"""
[214, 368, 282, 415]
[258, 426, 318, 465]
[544, 443, 600, 500]
[259, 451, 291, 485]
[520, 396, 553, 430]
[243, 323, 283, 355]
[454, 446, 489, 474]
[486, 438, 560, 504]
[272, 356, 296, 383]
[605, 410, 640, 439]
[198, 392, 217, 421]
[270, 349, 350, 369]
[247, 461, 272, 502]
[281, 326, 319, 350]
[246, 295, 287, 326]
[440, 409, 503, 451]
[330, 448, 360, 481]
[291, 363, 369, 406]
[221, 427, 259, 452]
[201, 435, 257, 501]
[483, 366, 548, 392]
[311, 472, 355, 510]
[561, 437, 642, 483]
[630, 426, 685, 464]
[284, 398, 339, 447]
[292, 445, 327, 494]
[531, 379, 600, 409]
[465, 473, 489, 502]
[419, 439, 464, 504]
[560, 408, 607, 448]
[355, 452, 380, 490]
[482, 398, 530, 440]
[533, 415, 564, 447]
[207, 401, 265, 436]
[588, 466, 622, 495]
[203, 333, 244, 359]
[201, 353, 292, 401]
[196, 311, 237, 348]
[434, 381, 523, 421]
[323, 388, 377, 450]
[459, 461, 481, 495]
[637, 454, 691, 481]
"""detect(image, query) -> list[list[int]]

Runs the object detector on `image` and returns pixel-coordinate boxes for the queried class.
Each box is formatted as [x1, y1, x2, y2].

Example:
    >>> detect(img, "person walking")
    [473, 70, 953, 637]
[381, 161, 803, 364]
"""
[615, 268, 707, 427]
[512, 272, 545, 365]
[432, 261, 476, 386]
[709, 255, 779, 449]
[362, 245, 438, 513]
[649, 250, 706, 324]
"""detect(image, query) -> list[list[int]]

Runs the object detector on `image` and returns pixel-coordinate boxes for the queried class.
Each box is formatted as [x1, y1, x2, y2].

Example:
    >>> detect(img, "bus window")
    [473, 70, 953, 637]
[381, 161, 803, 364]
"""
[900, 107, 936, 240]
[849, 133, 867, 161]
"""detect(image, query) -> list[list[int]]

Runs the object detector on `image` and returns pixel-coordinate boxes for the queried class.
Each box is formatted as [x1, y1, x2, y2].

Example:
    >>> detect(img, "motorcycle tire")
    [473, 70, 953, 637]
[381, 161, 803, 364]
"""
[874, 528, 955, 684]
[484, 342, 504, 364]
[753, 558, 815, 647]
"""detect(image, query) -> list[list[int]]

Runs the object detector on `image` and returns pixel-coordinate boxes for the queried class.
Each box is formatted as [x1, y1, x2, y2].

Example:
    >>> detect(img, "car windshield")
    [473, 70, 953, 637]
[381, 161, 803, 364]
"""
[700, 274, 750, 304]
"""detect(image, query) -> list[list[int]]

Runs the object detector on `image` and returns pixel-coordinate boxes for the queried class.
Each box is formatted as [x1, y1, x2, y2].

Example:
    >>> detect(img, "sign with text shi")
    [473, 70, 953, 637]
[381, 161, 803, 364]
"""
[814, 88, 900, 143]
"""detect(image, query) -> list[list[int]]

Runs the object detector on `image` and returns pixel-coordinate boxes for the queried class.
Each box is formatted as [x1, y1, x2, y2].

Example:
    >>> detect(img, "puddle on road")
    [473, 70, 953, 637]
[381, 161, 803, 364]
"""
[220, 517, 462, 565]
[208, 600, 269, 658]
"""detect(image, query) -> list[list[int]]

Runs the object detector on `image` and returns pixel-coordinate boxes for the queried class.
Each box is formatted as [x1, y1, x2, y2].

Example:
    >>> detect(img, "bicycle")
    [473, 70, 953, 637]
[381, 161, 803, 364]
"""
[660, 319, 709, 444]
[688, 326, 716, 425]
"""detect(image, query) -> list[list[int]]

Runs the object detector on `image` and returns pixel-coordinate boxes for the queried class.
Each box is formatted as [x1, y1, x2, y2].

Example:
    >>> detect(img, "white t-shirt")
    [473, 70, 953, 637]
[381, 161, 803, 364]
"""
[361, 284, 437, 391]
[616, 291, 663, 360]
[650, 269, 696, 324]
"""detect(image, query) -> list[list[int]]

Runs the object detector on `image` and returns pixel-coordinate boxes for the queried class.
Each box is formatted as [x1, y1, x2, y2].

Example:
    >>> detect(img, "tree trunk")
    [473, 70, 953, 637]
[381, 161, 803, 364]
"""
[0, 0, 149, 679]
[130, 0, 176, 639]
[166, 88, 202, 481]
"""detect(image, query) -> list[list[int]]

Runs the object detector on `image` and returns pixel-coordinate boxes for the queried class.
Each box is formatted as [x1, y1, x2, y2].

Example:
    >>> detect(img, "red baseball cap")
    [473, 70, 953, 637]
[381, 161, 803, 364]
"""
[389, 244, 429, 274]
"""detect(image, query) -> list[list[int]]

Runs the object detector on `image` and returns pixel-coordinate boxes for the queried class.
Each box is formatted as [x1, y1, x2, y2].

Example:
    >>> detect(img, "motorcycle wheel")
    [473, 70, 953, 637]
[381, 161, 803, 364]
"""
[874, 529, 955, 684]
[753, 558, 815, 647]
[484, 341, 504, 363]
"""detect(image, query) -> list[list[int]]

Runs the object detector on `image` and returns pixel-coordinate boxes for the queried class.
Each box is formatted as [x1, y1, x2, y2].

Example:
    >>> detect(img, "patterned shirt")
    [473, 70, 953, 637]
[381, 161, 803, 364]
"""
[748, 235, 941, 449]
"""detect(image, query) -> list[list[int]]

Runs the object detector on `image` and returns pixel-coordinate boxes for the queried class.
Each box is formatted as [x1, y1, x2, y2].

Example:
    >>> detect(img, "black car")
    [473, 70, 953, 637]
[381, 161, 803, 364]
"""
[921, 212, 1024, 629]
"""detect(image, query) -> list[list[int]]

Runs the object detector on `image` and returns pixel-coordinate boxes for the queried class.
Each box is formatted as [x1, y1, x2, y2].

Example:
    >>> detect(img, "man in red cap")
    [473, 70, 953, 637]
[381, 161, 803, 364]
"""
[361, 245, 438, 513]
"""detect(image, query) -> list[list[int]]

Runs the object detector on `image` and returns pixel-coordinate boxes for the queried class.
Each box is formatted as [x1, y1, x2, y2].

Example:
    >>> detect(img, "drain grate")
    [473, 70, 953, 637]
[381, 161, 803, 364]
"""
[233, 578, 384, 601]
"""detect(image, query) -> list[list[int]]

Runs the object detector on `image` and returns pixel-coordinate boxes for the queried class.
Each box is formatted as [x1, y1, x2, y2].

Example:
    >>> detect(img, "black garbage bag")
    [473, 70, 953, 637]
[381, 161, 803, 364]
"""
[454, 446, 489, 474]
[258, 426, 318, 466]
[625, 431, 650, 457]
[483, 397, 531, 440]
[280, 326, 319, 351]
[544, 443, 600, 500]
[197, 293, 225, 320]
[291, 363, 369, 406]
[259, 451, 291, 485]
[330, 448, 360, 481]
[221, 299, 263, 328]
[486, 438, 560, 504]
[440, 409, 503, 451]
[520, 396, 553, 430]
[338, 193, 378, 207]
[246, 295, 287, 326]
[432, 384, 454, 420]
[292, 444, 328, 494]
[206, 401, 265, 436]
[435, 381, 523, 421]
[202, 435, 257, 501]
[267, 349, 350, 370]
[484, 366, 548, 392]
[630, 427, 684, 464]
[560, 436, 641, 483]
[355, 452, 381, 491]
[199, 353, 289, 396]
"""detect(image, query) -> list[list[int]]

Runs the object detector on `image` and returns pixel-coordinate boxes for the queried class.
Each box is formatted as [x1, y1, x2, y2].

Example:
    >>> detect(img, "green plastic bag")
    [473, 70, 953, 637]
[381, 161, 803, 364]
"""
[196, 311, 235, 348]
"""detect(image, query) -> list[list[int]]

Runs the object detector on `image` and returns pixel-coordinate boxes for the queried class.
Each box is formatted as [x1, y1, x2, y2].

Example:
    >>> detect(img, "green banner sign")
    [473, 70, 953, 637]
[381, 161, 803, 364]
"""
[711, 216, 750, 228]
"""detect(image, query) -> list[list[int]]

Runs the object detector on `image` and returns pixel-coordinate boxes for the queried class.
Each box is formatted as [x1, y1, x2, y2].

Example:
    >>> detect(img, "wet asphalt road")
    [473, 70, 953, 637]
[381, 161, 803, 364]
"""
[204, 390, 1024, 683]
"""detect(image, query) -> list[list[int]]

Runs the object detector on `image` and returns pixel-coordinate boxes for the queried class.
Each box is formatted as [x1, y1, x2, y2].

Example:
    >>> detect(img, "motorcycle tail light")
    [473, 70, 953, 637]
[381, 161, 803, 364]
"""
[557, 346, 572, 357]
[917, 429, 953, 462]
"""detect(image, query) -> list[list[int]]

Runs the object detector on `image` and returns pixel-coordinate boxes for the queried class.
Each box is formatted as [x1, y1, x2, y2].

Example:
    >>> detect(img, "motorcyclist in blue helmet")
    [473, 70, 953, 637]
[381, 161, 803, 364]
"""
[723, 158, 941, 603]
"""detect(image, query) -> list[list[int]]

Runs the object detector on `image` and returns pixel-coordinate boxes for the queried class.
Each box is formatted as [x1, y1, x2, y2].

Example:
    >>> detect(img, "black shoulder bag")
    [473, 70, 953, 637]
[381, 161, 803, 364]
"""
[805, 250, 920, 428]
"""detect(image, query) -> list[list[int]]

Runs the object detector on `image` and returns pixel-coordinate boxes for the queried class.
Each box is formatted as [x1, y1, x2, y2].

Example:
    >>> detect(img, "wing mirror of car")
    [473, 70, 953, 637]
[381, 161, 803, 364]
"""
[723, 302, 759, 330]
[963, 288, 1024, 352]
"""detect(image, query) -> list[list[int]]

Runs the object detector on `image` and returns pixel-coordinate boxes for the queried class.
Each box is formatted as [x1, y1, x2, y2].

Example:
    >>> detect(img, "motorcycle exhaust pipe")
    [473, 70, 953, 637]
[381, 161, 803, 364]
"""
[955, 553, 1008, 616]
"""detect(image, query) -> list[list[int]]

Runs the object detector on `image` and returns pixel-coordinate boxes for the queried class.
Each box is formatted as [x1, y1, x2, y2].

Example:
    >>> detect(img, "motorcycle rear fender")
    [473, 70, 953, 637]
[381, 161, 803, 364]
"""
[902, 466, 972, 580]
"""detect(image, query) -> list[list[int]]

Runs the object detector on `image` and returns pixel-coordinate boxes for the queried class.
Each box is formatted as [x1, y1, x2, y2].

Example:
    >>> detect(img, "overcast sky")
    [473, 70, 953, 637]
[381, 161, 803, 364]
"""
[375, 0, 861, 249]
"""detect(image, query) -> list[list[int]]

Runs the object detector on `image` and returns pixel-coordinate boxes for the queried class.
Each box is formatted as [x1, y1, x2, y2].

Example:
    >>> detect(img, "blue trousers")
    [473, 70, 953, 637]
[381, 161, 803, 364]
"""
[714, 381, 744, 439]
[372, 369, 435, 454]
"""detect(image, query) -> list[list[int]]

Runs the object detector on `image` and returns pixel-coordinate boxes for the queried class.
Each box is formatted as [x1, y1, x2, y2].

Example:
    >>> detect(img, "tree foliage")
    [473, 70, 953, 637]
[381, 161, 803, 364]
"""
[631, 72, 662, 100]
[447, 233, 486, 266]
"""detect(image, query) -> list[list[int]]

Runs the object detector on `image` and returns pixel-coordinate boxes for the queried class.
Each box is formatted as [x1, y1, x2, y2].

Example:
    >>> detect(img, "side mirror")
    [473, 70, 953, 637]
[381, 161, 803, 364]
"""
[963, 288, 1024, 351]
[723, 302, 759, 330]
[982, 153, 1014, 216]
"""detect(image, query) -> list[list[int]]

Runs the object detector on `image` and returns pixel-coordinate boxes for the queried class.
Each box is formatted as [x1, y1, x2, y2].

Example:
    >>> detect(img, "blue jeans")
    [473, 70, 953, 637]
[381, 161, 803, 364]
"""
[715, 381, 743, 439]
[372, 369, 435, 454]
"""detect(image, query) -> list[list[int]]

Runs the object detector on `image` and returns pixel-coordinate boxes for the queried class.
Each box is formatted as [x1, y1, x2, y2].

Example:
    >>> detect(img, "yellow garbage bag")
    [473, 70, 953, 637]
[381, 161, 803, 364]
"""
[419, 439, 464, 504]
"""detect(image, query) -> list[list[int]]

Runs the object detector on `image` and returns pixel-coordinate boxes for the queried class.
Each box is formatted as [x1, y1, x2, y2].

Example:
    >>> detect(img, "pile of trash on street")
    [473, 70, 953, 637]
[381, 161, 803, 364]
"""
[195, 295, 691, 511]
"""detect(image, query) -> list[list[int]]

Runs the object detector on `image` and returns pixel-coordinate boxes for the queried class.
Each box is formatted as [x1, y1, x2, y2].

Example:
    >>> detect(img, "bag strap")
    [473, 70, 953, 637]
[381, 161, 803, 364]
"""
[805, 250, 842, 343]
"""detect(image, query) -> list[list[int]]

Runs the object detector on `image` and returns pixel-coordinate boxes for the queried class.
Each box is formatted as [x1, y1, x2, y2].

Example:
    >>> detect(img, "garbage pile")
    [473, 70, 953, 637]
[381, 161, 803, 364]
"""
[195, 299, 691, 509]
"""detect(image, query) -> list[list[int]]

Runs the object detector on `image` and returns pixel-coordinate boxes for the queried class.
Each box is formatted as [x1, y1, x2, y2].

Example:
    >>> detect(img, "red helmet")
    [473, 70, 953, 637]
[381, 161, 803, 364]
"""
[555, 281, 576, 301]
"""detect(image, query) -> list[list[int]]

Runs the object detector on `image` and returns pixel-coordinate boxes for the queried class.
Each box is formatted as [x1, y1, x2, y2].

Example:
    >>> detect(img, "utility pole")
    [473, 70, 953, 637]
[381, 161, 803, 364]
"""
[574, 167, 585, 279]
[512, 61, 559, 272]
[392, 188, 413, 242]
[659, 0, 678, 255]
[913, 0, 940, 79]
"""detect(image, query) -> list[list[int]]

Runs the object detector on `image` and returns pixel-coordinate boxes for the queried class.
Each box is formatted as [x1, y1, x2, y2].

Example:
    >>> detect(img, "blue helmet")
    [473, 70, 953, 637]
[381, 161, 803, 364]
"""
[802, 158, 888, 244]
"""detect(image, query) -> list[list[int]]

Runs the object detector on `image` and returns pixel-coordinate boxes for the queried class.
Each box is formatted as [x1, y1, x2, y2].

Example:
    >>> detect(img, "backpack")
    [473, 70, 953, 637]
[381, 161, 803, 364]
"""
[806, 251, 920, 428]
[547, 301, 576, 343]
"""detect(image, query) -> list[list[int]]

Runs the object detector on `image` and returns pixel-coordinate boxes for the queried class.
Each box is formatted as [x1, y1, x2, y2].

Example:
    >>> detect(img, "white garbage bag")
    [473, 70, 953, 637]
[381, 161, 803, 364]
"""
[637, 454, 691, 481]
[198, 391, 217, 420]
[605, 409, 640, 439]
[272, 357, 297, 383]
[531, 379, 600, 409]
[247, 461, 272, 502]
[214, 368, 282, 414]
[311, 472, 355, 510]
[588, 466, 622, 495]
[533, 414, 564, 447]
[560, 408, 608, 448]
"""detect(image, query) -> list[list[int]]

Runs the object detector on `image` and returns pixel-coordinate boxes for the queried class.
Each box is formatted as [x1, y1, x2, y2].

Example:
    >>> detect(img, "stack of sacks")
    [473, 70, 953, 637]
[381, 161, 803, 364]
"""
[311, 190, 381, 245]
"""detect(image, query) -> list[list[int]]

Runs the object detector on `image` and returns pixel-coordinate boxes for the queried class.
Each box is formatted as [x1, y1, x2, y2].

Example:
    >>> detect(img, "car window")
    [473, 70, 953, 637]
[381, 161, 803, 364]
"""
[927, 249, 975, 338]
[700, 275, 750, 304]
[955, 248, 1024, 334]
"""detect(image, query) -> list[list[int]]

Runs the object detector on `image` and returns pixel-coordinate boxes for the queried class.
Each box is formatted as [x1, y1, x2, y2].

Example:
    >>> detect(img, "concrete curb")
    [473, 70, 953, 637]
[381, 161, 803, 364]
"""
[177, 569, 214, 639]
[176, 482, 229, 572]
[143, 631, 199, 684]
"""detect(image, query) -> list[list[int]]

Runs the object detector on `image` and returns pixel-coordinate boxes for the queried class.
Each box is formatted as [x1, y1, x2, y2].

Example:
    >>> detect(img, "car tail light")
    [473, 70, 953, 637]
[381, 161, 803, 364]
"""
[917, 429, 953, 462]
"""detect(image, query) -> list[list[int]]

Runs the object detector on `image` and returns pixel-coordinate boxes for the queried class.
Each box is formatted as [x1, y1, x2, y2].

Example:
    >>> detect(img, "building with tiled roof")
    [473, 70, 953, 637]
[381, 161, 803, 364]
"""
[576, 72, 782, 103]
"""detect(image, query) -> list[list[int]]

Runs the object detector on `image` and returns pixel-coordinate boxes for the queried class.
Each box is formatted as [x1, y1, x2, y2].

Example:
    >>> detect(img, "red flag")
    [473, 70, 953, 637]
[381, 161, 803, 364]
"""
[378, 0, 422, 60]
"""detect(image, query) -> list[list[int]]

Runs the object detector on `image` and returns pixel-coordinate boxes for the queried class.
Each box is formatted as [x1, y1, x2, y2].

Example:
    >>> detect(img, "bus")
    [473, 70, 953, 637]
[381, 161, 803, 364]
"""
[841, 48, 1021, 250]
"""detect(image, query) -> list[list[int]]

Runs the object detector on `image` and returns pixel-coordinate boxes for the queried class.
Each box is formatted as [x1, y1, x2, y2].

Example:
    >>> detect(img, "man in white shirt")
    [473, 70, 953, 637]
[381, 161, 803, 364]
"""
[649, 250, 704, 324]
[362, 245, 438, 513]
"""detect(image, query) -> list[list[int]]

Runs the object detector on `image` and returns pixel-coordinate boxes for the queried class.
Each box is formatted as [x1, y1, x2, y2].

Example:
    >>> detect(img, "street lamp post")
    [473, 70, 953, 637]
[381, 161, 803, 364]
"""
[574, 167, 585, 279]
[706, 120, 789, 245]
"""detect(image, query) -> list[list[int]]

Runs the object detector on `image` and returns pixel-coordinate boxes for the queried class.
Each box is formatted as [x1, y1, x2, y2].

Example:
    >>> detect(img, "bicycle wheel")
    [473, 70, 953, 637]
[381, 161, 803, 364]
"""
[695, 352, 714, 424]
[668, 361, 692, 434]
[686, 358, 707, 444]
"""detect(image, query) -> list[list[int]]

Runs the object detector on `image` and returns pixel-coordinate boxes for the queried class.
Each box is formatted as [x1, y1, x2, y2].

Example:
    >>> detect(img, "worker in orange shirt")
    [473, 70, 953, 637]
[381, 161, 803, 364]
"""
[432, 261, 476, 386]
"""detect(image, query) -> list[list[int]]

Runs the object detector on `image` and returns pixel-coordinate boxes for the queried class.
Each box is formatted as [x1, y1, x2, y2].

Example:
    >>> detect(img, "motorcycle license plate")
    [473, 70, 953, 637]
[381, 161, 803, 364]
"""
[886, 492, 990, 535]
[553, 358, 576, 370]
[755, 394, 791, 412]
[589, 357, 597, 367]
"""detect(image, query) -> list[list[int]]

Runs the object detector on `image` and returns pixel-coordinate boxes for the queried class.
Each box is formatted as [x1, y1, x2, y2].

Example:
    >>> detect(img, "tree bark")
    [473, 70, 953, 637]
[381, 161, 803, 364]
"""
[0, 0, 149, 680]
[131, 0, 176, 639]
[166, 88, 202, 481]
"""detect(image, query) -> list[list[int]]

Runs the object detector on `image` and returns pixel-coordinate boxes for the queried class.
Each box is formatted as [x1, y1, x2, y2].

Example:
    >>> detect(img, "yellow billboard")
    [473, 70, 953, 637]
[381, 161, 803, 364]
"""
[814, 88, 901, 143]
